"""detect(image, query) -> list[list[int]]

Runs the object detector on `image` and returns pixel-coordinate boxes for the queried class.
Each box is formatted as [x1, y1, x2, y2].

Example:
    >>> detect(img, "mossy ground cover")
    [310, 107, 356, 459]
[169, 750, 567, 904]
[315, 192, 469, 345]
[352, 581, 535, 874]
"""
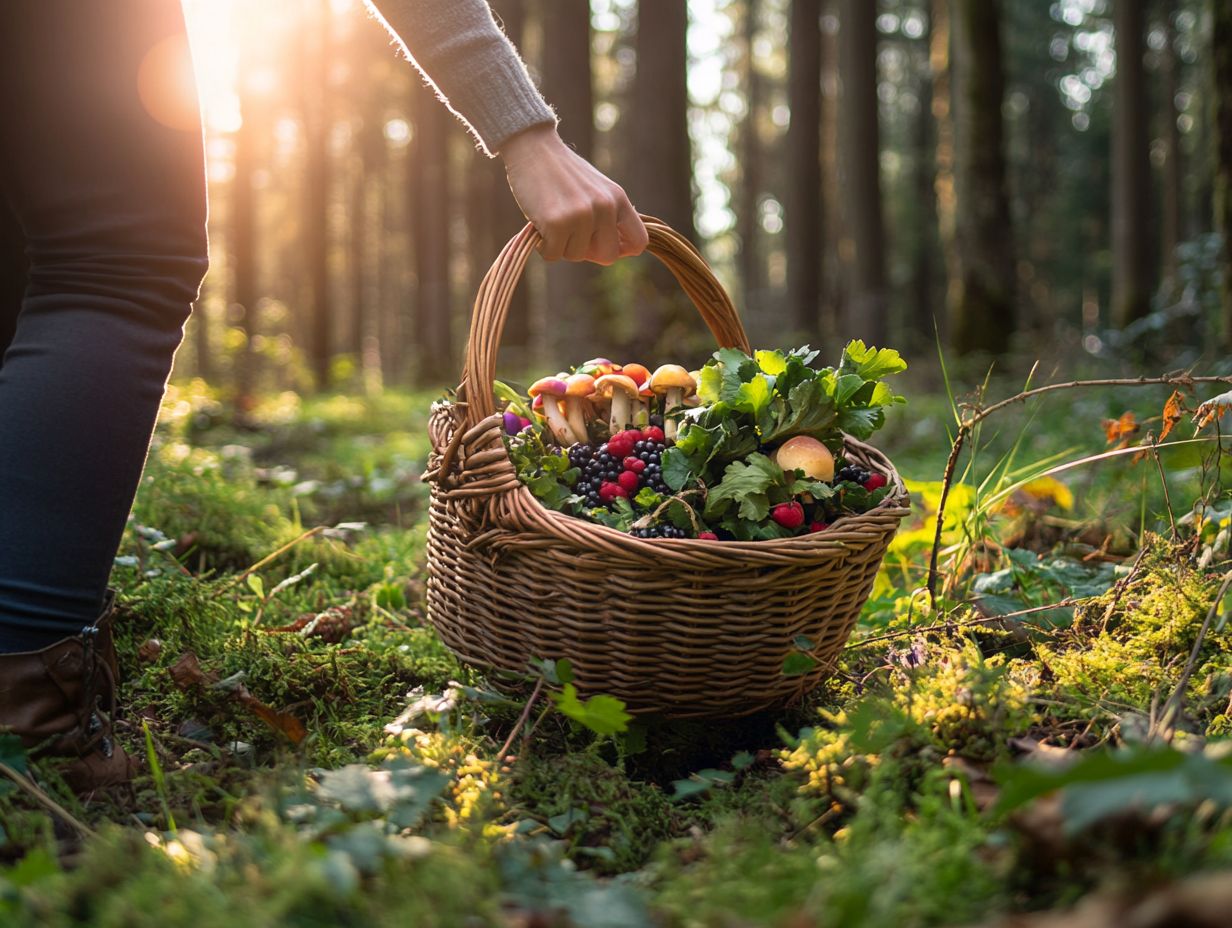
[4, 373, 1232, 927]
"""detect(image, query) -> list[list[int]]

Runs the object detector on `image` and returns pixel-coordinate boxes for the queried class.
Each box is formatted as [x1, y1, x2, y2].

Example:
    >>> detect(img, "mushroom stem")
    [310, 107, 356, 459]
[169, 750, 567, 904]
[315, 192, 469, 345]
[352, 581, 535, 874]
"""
[664, 387, 685, 440]
[543, 397, 577, 446]
[609, 391, 631, 434]
[564, 399, 589, 446]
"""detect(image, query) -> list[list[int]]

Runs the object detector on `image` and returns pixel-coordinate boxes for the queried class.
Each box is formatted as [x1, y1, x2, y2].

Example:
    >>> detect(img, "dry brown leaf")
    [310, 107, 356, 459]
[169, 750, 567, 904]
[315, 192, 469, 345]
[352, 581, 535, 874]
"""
[1194, 389, 1232, 430]
[168, 651, 306, 745]
[1159, 390, 1187, 441]
[1102, 411, 1138, 448]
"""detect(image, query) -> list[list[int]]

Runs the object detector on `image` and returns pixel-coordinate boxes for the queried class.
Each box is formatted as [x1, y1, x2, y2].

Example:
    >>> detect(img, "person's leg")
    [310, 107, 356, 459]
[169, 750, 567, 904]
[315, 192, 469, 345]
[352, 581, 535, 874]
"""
[0, 1, 209, 652]
[0, 202, 25, 360]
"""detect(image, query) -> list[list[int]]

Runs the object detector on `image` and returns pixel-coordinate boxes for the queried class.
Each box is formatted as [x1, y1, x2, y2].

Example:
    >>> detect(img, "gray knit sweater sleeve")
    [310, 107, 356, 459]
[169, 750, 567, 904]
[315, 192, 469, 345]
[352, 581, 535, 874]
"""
[366, 0, 557, 156]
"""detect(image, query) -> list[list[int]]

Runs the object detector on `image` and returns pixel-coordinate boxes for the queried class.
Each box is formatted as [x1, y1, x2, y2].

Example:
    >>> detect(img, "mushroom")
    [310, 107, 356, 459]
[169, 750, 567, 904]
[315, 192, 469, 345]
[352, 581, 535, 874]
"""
[773, 435, 835, 483]
[621, 363, 651, 388]
[578, 358, 621, 378]
[564, 373, 596, 445]
[593, 373, 640, 435]
[649, 365, 698, 440]
[528, 377, 576, 446]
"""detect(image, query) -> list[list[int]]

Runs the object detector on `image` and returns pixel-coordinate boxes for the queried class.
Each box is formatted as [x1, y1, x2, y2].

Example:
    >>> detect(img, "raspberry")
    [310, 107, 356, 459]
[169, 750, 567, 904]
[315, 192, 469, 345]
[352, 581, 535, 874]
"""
[623, 456, 645, 473]
[598, 482, 628, 503]
[863, 473, 887, 491]
[809, 521, 830, 533]
[697, 531, 718, 540]
[616, 429, 644, 445]
[771, 501, 805, 530]
[642, 426, 665, 444]
[617, 470, 640, 493]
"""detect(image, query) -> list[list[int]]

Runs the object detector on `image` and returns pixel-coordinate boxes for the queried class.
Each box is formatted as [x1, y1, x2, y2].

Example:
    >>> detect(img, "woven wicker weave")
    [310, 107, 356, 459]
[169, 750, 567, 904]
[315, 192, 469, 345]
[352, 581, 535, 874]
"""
[423, 217, 911, 718]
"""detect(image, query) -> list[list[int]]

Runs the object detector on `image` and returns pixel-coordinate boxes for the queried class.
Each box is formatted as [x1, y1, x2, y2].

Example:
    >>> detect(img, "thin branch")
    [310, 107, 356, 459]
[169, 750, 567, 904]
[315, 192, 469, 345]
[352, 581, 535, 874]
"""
[497, 677, 545, 762]
[1154, 568, 1232, 743]
[221, 526, 325, 592]
[847, 597, 1087, 649]
[0, 761, 96, 839]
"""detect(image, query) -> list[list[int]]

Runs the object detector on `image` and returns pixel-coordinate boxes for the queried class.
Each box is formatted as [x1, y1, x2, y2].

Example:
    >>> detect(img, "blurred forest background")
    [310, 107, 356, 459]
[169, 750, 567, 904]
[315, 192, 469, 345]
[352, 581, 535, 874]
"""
[179, 0, 1232, 398]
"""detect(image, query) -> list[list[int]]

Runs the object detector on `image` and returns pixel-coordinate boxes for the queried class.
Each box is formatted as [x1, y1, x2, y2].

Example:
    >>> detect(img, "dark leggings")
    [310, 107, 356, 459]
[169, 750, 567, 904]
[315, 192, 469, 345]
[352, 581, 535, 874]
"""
[0, 2, 209, 651]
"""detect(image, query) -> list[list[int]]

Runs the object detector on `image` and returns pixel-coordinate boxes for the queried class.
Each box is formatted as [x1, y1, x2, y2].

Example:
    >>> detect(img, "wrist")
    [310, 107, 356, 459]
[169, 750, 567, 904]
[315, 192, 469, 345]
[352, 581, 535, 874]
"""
[499, 123, 564, 167]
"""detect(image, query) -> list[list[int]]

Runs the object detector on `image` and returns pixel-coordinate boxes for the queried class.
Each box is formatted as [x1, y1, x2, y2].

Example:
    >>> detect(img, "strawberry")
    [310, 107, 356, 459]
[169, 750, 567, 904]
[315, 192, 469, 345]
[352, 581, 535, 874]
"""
[623, 456, 646, 474]
[617, 470, 640, 493]
[808, 521, 830, 533]
[863, 473, 887, 491]
[599, 482, 628, 503]
[771, 501, 805, 530]
[642, 425, 665, 444]
[697, 531, 719, 540]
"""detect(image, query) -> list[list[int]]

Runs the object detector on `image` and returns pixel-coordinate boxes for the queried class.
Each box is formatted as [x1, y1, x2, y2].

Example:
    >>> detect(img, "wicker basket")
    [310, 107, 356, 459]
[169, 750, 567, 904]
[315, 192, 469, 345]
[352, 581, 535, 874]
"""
[423, 217, 911, 718]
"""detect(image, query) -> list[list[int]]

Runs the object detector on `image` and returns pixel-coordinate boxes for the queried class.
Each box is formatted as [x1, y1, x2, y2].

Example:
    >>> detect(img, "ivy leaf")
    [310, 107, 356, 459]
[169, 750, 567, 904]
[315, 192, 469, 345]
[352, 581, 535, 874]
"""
[551, 684, 632, 736]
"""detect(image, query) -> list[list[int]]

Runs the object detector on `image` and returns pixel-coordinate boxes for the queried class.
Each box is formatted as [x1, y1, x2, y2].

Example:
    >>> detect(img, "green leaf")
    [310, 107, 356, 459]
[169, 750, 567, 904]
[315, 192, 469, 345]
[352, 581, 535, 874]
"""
[754, 349, 788, 377]
[555, 658, 575, 685]
[781, 652, 820, 676]
[760, 379, 839, 445]
[634, 487, 664, 509]
[703, 453, 784, 521]
[839, 340, 908, 381]
[551, 684, 632, 736]
[246, 574, 265, 599]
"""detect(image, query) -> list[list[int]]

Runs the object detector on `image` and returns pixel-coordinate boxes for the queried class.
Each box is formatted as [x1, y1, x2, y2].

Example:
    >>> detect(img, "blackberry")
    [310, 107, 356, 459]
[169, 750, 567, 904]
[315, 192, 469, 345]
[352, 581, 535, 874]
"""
[649, 414, 664, 428]
[567, 443, 593, 468]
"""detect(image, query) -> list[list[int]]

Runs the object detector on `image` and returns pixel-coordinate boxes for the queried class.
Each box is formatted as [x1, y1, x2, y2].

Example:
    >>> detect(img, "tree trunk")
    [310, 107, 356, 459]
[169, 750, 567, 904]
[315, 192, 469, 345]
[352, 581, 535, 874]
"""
[232, 84, 259, 400]
[409, 77, 454, 386]
[838, 0, 887, 346]
[738, 0, 764, 311]
[951, 0, 1015, 355]
[303, 0, 333, 390]
[629, 0, 696, 356]
[1159, 0, 1183, 298]
[910, 8, 938, 349]
[787, 0, 823, 343]
[1215, 0, 1232, 349]
[1111, 0, 1152, 327]
[931, 0, 956, 346]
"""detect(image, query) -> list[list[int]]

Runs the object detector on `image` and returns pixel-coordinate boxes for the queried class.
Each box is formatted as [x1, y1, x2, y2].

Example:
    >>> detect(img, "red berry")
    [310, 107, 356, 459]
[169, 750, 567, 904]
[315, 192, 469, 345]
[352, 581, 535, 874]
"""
[863, 473, 887, 491]
[809, 521, 830, 533]
[643, 426, 665, 444]
[623, 457, 646, 474]
[605, 440, 631, 460]
[771, 501, 805, 530]
[599, 482, 628, 502]
[616, 429, 644, 445]
[617, 470, 640, 493]
[697, 531, 718, 540]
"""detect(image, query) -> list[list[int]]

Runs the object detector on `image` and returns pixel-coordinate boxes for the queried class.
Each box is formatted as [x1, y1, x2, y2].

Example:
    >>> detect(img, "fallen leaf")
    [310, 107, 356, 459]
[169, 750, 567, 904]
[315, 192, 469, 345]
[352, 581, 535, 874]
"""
[168, 651, 306, 744]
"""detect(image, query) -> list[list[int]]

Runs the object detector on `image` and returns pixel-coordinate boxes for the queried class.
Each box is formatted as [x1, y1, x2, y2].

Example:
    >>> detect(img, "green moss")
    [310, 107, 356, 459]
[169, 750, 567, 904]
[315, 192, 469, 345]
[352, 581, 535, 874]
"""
[510, 752, 679, 873]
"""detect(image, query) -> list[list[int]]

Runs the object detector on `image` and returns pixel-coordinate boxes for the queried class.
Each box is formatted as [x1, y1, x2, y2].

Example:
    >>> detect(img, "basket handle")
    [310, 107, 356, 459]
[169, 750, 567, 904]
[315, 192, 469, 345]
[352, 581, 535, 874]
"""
[459, 215, 752, 430]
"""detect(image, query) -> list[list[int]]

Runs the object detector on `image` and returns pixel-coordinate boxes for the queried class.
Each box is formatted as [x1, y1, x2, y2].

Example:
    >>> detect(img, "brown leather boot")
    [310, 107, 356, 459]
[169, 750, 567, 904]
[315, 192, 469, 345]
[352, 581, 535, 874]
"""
[0, 591, 134, 792]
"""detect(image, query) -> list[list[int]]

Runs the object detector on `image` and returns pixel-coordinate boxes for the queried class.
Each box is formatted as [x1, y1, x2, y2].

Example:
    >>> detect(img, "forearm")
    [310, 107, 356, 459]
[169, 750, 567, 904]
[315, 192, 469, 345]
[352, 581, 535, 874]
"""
[365, 0, 556, 156]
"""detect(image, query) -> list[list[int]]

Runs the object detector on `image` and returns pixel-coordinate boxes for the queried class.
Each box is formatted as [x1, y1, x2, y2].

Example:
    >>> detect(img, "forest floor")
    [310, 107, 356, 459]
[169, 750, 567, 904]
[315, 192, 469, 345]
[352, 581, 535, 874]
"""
[4, 367, 1232, 927]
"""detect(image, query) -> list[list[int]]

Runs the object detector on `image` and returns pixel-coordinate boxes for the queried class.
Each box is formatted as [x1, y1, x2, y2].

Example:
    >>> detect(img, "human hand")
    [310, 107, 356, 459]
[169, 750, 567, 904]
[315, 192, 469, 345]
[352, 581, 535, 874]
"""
[500, 125, 649, 265]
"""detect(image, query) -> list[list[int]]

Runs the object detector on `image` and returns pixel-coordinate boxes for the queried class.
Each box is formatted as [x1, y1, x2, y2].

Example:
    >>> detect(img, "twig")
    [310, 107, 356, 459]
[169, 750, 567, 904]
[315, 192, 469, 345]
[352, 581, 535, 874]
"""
[926, 372, 1232, 606]
[1153, 568, 1232, 743]
[847, 597, 1087, 649]
[1099, 545, 1149, 635]
[221, 526, 325, 592]
[1146, 432, 1178, 540]
[0, 761, 96, 839]
[496, 677, 545, 762]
